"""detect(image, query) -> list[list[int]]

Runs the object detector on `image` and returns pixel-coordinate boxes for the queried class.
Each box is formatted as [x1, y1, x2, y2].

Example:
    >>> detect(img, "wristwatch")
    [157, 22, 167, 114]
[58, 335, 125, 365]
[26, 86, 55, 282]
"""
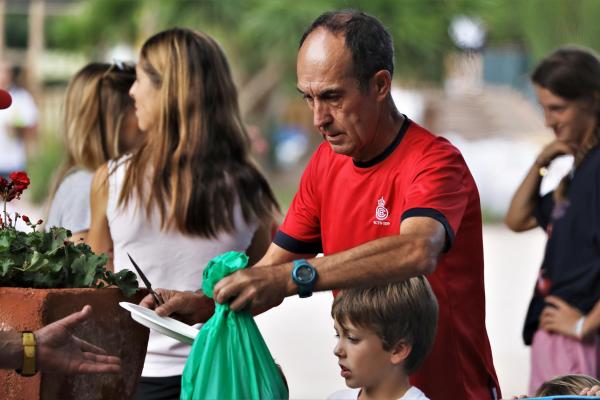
[291, 259, 318, 298]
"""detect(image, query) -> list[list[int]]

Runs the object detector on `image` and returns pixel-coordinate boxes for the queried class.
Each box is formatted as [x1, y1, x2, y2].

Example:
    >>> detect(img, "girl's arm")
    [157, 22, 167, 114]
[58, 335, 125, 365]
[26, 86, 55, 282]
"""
[505, 140, 573, 232]
[87, 164, 114, 271]
[246, 218, 274, 266]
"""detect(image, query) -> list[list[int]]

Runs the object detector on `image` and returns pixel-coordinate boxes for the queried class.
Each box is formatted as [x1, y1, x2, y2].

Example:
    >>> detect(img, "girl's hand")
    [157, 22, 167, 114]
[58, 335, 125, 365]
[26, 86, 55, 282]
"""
[540, 295, 583, 339]
[535, 140, 576, 167]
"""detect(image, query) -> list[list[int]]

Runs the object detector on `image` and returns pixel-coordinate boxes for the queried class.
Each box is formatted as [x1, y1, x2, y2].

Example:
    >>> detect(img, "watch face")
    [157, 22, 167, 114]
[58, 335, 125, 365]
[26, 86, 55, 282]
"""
[296, 265, 314, 283]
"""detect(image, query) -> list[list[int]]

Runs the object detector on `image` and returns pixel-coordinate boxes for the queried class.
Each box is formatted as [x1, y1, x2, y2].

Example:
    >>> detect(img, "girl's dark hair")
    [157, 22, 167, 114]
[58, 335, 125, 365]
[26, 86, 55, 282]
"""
[532, 47, 600, 202]
[120, 28, 279, 237]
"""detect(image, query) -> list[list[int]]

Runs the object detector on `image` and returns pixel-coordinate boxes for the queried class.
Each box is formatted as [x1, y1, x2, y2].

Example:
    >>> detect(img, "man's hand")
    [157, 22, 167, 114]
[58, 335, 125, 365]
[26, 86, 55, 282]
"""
[36, 305, 121, 374]
[213, 264, 292, 312]
[540, 295, 584, 339]
[139, 289, 214, 325]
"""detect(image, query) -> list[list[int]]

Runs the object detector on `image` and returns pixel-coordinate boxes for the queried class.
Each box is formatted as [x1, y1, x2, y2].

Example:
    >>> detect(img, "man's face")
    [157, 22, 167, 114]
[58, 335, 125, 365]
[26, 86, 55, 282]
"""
[297, 29, 382, 162]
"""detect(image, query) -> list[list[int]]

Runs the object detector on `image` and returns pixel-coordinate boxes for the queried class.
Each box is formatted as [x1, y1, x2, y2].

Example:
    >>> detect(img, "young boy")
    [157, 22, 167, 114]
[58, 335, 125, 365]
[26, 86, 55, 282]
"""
[328, 277, 438, 400]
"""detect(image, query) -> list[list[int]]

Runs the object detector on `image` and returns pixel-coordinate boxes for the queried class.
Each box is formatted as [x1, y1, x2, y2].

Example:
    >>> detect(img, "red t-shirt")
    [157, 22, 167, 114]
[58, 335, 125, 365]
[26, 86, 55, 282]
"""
[274, 119, 501, 400]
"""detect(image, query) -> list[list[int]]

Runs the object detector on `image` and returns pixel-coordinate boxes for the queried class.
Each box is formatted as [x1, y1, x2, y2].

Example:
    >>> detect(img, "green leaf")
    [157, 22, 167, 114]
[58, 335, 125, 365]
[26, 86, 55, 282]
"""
[0, 225, 138, 295]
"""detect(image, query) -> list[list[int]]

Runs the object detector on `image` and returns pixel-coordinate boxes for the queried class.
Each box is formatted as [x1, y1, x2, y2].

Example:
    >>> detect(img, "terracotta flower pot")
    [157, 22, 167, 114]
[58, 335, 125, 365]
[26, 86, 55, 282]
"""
[0, 287, 150, 400]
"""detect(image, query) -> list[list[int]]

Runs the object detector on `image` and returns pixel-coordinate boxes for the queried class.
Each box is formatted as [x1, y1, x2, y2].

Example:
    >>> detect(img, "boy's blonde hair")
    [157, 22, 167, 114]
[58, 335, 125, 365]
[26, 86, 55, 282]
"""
[331, 276, 438, 374]
[535, 374, 600, 396]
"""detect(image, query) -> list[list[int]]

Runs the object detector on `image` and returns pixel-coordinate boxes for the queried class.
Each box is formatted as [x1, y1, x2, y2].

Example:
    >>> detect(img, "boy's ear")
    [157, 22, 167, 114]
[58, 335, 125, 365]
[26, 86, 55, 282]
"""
[390, 340, 412, 365]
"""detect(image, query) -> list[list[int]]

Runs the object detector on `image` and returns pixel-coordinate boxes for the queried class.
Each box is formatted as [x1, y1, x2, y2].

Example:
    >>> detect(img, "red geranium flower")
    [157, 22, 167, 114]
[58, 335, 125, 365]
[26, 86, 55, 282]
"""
[0, 176, 7, 191]
[21, 215, 30, 224]
[9, 171, 30, 192]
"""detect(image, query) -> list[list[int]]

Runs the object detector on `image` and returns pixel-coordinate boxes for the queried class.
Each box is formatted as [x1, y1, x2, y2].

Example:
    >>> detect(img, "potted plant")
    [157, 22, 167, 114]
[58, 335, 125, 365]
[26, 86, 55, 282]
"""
[0, 171, 150, 400]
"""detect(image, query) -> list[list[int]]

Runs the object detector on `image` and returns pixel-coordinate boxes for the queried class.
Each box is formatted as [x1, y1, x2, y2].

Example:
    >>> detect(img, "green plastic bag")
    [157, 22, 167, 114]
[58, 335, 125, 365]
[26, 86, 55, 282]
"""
[180, 251, 289, 400]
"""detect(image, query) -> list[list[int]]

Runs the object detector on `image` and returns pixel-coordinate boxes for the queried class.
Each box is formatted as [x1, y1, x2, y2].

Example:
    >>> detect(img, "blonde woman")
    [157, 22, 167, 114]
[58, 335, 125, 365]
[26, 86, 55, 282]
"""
[87, 28, 279, 400]
[46, 62, 140, 241]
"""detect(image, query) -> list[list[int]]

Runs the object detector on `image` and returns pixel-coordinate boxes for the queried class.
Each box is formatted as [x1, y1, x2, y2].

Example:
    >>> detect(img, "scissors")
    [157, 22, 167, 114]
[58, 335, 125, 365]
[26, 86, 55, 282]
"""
[127, 253, 164, 306]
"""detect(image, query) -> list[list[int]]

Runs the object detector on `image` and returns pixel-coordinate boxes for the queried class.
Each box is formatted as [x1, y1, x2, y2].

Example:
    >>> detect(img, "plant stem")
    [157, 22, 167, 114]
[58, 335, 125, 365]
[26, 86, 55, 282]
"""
[2, 198, 6, 229]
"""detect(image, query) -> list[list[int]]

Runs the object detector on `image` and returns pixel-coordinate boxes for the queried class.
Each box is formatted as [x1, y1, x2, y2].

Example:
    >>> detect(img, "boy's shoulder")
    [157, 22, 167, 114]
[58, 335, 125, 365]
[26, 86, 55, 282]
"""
[327, 388, 359, 400]
[403, 386, 429, 399]
[326, 386, 429, 400]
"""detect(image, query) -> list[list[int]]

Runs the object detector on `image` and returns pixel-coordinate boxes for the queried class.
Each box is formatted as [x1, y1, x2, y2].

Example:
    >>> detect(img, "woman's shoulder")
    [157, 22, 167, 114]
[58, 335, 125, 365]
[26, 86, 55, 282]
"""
[57, 169, 94, 195]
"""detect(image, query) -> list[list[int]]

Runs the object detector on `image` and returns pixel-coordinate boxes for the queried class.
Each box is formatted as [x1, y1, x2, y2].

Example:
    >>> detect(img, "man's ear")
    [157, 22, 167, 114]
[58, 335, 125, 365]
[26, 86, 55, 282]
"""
[390, 340, 412, 365]
[371, 70, 392, 101]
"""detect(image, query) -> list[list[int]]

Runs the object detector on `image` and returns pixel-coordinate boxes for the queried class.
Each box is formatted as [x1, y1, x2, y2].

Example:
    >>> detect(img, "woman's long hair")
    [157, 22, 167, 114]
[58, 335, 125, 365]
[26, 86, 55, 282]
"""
[532, 47, 600, 202]
[48, 62, 136, 204]
[119, 28, 278, 237]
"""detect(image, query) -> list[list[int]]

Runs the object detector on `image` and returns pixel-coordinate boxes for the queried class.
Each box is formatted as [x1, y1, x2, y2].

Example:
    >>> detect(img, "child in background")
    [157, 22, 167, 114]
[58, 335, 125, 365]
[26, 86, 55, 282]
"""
[328, 276, 438, 400]
[509, 374, 600, 398]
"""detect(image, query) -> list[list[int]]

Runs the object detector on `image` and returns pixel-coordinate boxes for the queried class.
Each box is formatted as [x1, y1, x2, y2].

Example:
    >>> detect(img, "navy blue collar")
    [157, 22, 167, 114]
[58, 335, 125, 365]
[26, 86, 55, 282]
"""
[353, 115, 411, 168]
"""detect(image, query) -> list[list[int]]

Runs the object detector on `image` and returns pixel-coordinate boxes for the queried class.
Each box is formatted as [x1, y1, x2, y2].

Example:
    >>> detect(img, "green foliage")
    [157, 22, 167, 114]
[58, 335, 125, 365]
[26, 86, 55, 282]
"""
[27, 132, 65, 205]
[481, 0, 600, 61]
[47, 0, 142, 56]
[44, 0, 494, 83]
[0, 226, 139, 297]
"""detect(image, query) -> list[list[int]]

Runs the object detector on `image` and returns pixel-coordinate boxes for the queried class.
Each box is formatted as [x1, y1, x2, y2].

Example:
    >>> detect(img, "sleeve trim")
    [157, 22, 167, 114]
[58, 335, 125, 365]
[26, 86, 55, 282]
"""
[273, 230, 323, 254]
[401, 207, 455, 252]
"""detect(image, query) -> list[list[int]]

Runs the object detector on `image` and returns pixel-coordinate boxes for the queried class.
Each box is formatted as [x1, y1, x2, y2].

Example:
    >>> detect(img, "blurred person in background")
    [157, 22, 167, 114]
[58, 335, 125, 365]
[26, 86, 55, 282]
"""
[505, 47, 600, 393]
[45, 62, 141, 242]
[88, 28, 279, 400]
[0, 62, 38, 177]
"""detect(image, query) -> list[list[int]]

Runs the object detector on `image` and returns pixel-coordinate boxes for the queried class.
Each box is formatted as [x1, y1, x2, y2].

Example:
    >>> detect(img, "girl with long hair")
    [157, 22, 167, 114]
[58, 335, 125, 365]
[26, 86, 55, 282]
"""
[46, 62, 140, 241]
[506, 47, 600, 393]
[87, 28, 279, 400]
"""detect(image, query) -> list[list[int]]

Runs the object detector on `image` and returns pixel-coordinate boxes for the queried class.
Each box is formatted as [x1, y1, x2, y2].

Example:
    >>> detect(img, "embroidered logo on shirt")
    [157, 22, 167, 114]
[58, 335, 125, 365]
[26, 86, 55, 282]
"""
[374, 197, 390, 226]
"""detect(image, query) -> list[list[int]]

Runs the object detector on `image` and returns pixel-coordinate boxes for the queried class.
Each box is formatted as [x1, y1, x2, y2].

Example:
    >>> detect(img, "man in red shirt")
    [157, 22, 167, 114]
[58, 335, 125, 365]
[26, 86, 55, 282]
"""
[149, 9, 500, 400]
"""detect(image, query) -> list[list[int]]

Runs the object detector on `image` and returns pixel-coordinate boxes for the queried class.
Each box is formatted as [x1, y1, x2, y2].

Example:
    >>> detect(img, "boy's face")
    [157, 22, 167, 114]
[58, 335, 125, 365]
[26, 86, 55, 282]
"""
[333, 318, 395, 389]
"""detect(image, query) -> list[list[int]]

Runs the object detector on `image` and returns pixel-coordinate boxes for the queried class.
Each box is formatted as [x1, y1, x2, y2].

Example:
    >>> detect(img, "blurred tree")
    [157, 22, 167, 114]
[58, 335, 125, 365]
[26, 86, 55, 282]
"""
[481, 0, 600, 61]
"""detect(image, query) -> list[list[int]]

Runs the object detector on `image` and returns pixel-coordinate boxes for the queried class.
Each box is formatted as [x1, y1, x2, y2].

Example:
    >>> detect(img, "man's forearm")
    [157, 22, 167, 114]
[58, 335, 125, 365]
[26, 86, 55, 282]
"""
[0, 330, 23, 370]
[303, 232, 441, 295]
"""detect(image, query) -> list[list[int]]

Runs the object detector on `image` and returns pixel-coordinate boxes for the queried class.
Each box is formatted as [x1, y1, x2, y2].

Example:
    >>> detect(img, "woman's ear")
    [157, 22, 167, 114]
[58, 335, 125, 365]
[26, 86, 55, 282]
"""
[389, 340, 412, 365]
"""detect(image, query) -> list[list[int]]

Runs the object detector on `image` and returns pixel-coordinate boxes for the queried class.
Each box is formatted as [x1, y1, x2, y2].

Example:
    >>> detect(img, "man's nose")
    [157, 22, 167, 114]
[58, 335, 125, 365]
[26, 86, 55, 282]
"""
[313, 100, 332, 129]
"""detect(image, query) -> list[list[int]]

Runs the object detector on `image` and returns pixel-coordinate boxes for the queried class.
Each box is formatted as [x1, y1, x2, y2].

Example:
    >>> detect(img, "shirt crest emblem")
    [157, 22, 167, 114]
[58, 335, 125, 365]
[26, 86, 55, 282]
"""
[374, 197, 390, 226]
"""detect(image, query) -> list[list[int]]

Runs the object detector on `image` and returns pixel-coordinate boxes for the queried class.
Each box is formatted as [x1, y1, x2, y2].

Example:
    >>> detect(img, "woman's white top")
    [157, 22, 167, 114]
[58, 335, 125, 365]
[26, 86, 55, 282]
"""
[328, 386, 429, 400]
[46, 169, 94, 234]
[107, 158, 257, 377]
